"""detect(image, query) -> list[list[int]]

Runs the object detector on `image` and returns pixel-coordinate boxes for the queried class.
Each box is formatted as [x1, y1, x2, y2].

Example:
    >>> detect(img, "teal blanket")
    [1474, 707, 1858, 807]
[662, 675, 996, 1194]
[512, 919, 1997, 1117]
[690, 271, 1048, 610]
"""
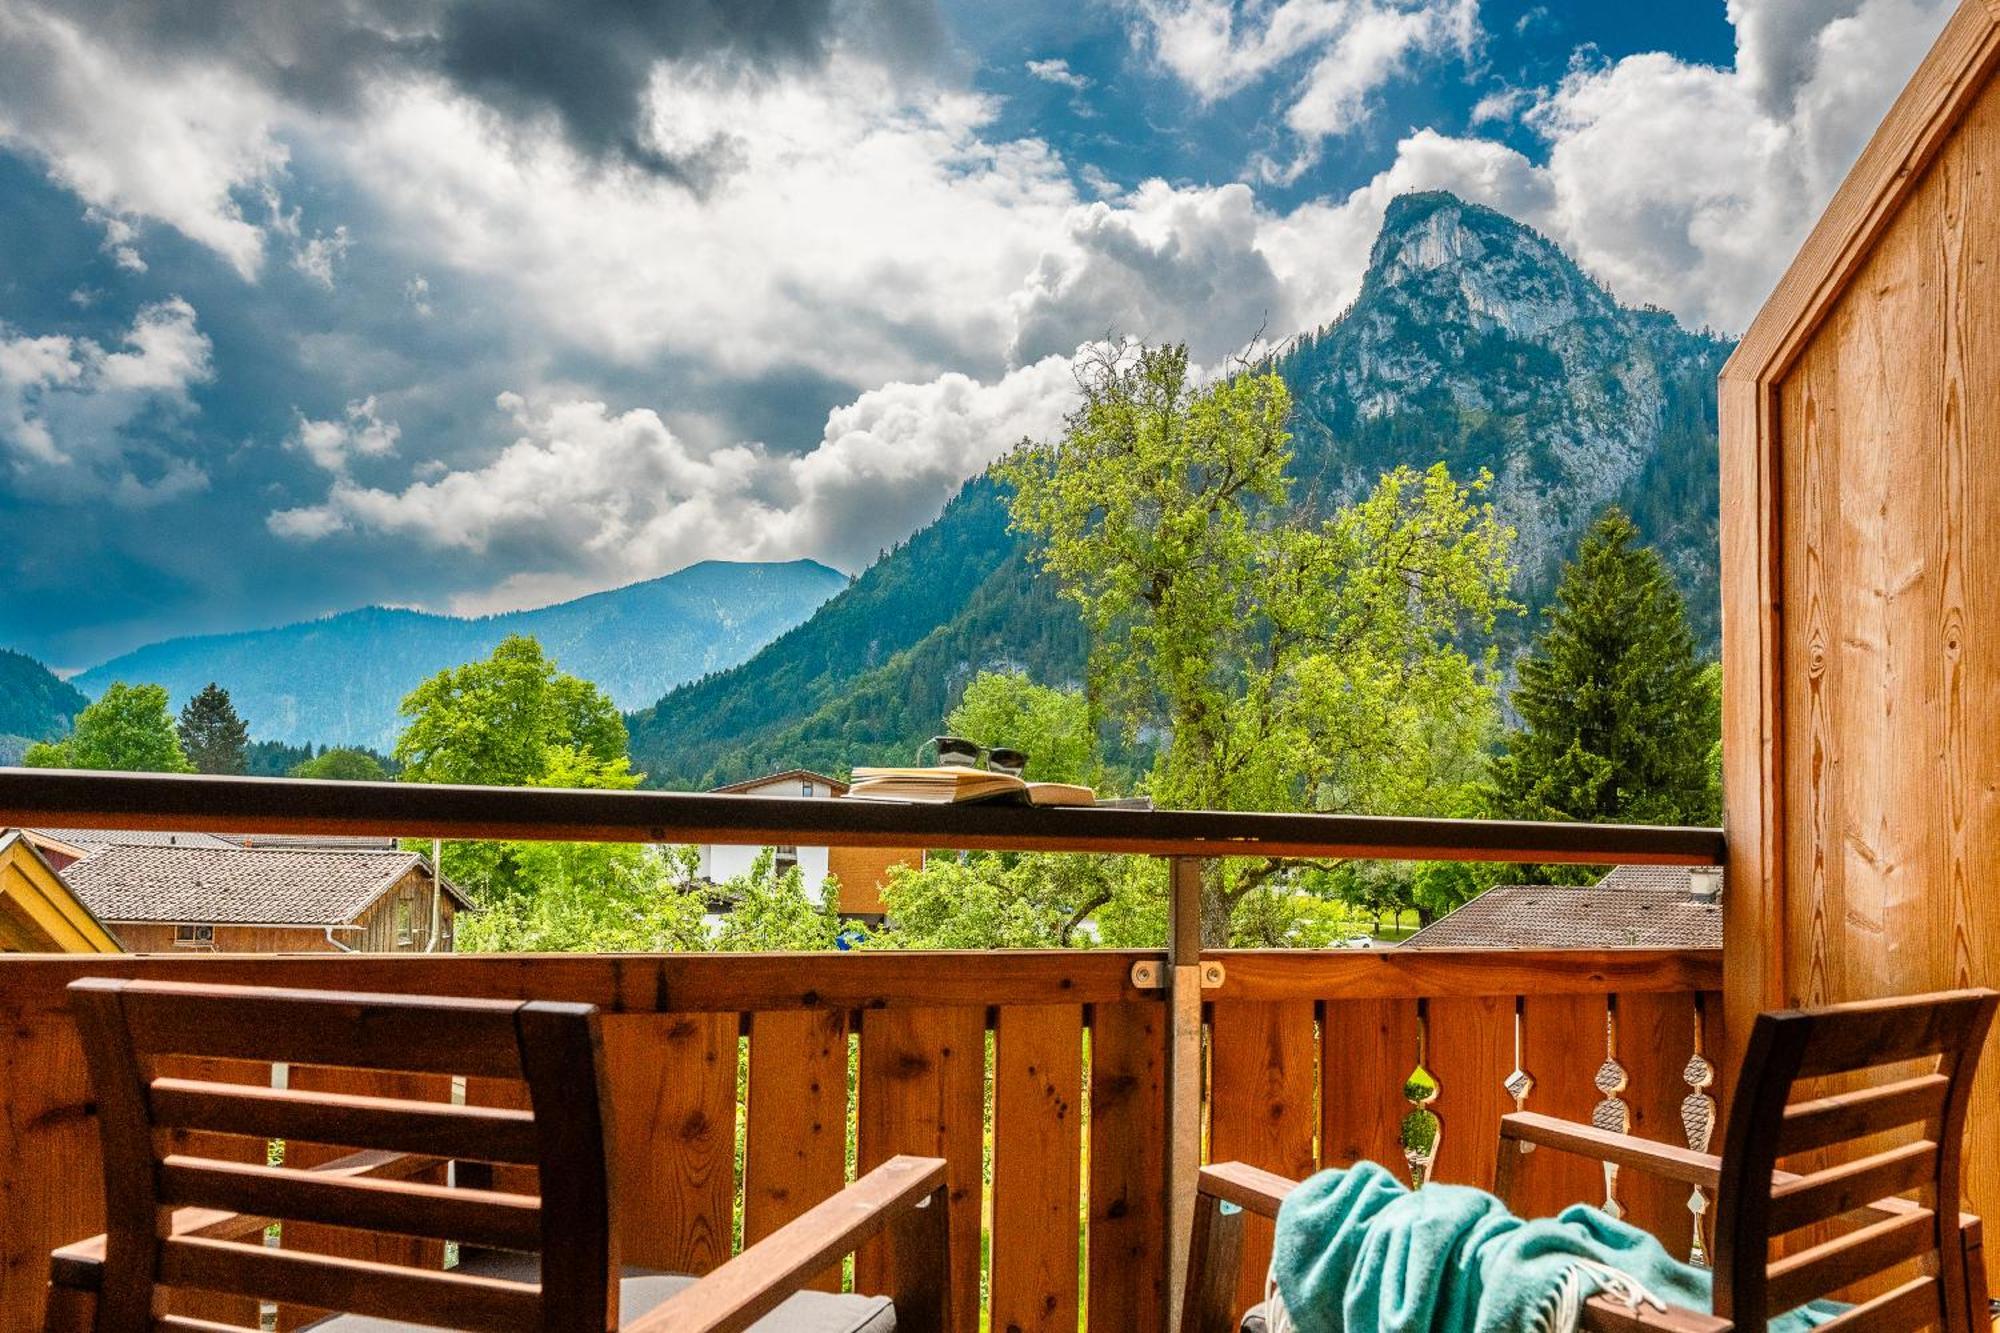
[1268, 1161, 1838, 1333]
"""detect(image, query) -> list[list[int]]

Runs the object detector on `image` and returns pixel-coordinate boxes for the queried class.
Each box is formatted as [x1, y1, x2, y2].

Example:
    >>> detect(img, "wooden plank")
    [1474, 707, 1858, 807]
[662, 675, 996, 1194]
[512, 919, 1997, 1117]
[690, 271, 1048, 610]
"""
[0, 768, 1727, 865]
[1779, 1074, 1951, 1155]
[150, 1078, 541, 1165]
[990, 1004, 1083, 1333]
[1619, 992, 1699, 1259]
[855, 1007, 984, 1331]
[1207, 1000, 1316, 1320]
[1509, 994, 1605, 1220]
[276, 1066, 452, 1330]
[157, 1156, 541, 1249]
[1088, 1001, 1167, 1333]
[0, 951, 1152, 1023]
[1320, 999, 1416, 1176]
[599, 1013, 738, 1275]
[1424, 995, 1511, 1191]
[1210, 950, 1722, 1002]
[743, 1009, 849, 1291]
[461, 1075, 538, 1198]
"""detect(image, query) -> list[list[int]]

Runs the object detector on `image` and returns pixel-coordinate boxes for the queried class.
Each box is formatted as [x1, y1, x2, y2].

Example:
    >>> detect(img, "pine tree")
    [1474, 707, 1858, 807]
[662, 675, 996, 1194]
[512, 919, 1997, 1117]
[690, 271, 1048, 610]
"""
[1490, 507, 1719, 830]
[176, 682, 250, 775]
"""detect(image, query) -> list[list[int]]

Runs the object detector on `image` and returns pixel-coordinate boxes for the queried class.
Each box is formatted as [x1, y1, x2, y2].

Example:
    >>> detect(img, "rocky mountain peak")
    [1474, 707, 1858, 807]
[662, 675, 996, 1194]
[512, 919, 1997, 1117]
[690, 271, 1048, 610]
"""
[1362, 191, 1616, 343]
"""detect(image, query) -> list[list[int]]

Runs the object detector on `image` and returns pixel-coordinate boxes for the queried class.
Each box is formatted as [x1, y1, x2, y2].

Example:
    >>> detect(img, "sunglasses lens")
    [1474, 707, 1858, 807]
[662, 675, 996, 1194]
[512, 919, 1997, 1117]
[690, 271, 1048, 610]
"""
[933, 736, 981, 767]
[987, 748, 1028, 776]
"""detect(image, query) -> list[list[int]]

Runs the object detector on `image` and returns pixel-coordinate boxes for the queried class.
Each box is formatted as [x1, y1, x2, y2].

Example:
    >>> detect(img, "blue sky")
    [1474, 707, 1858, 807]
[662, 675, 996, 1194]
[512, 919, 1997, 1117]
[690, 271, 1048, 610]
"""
[0, 0, 1950, 670]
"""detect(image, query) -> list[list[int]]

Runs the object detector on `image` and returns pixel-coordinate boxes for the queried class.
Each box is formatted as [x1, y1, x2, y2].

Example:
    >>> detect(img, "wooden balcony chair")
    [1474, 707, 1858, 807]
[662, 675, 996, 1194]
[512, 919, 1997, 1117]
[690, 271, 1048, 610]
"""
[1185, 989, 2000, 1333]
[43, 978, 952, 1333]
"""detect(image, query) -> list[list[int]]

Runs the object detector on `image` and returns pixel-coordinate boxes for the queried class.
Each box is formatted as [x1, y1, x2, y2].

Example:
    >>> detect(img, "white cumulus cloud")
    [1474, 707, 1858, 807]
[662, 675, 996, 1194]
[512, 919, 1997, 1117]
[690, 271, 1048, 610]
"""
[0, 296, 215, 504]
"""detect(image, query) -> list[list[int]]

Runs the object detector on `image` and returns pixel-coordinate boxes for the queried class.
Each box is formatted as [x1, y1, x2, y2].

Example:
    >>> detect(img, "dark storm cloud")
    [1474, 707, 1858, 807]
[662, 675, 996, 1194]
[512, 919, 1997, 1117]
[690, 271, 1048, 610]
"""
[30, 0, 946, 179]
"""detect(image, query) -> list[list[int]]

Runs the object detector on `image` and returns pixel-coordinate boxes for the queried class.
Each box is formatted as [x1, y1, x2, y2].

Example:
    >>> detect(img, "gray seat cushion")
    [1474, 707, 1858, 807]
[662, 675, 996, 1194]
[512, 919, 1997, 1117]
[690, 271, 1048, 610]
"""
[302, 1249, 895, 1331]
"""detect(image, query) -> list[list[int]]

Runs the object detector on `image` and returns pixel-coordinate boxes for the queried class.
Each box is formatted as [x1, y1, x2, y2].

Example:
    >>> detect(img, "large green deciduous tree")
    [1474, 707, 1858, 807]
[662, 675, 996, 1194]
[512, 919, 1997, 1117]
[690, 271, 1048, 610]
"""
[24, 682, 192, 773]
[291, 747, 390, 781]
[177, 682, 249, 775]
[395, 635, 635, 790]
[998, 343, 1517, 941]
[1489, 507, 1721, 836]
[942, 671, 1101, 786]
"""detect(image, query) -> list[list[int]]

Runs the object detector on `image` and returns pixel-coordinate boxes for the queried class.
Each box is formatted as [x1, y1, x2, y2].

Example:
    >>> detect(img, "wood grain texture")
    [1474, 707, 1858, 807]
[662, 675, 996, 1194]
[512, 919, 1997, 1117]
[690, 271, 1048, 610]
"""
[990, 1004, 1083, 1333]
[743, 1009, 849, 1291]
[1619, 992, 1701, 1260]
[599, 1012, 738, 1276]
[855, 1007, 984, 1331]
[1207, 1000, 1317, 1319]
[1320, 999, 1417, 1176]
[1424, 995, 1511, 1191]
[1088, 1001, 1167, 1333]
[1510, 994, 1606, 1219]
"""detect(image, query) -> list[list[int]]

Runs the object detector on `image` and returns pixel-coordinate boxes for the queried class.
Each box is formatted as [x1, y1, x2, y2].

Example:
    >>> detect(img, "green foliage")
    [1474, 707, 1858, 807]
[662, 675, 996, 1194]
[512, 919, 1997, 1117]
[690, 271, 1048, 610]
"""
[943, 672, 1102, 786]
[999, 343, 1517, 940]
[246, 739, 396, 777]
[878, 853, 1160, 949]
[396, 635, 637, 790]
[24, 682, 192, 772]
[0, 648, 87, 746]
[1489, 507, 1722, 839]
[455, 843, 710, 953]
[291, 747, 390, 781]
[628, 478, 1090, 787]
[176, 682, 249, 775]
[711, 848, 844, 952]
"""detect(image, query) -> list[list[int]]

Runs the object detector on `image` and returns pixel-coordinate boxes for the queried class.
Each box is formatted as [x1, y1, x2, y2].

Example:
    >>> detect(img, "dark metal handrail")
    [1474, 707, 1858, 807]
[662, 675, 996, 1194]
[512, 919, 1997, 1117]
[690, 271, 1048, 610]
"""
[0, 768, 1724, 865]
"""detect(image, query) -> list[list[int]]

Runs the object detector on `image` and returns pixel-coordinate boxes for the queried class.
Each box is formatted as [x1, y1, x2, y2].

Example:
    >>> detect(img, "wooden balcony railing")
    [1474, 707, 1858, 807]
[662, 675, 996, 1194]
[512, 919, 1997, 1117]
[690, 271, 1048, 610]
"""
[0, 770, 1725, 1330]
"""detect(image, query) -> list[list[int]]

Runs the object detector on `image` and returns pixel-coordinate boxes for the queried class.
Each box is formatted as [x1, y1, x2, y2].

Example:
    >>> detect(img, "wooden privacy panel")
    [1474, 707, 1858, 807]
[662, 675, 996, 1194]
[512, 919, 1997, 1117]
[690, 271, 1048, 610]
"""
[1722, 0, 2000, 1258]
[1424, 994, 1510, 1191]
[990, 1004, 1083, 1333]
[601, 1012, 738, 1275]
[1088, 1001, 1167, 1332]
[744, 1009, 850, 1291]
[856, 1006, 985, 1331]
[1617, 992, 1699, 1261]
[1208, 1000, 1317, 1317]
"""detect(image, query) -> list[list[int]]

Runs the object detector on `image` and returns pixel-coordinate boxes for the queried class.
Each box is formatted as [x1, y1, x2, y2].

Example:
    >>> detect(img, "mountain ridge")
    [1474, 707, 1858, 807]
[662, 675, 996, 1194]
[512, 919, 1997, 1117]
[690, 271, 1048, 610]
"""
[74, 559, 849, 751]
[627, 189, 1733, 787]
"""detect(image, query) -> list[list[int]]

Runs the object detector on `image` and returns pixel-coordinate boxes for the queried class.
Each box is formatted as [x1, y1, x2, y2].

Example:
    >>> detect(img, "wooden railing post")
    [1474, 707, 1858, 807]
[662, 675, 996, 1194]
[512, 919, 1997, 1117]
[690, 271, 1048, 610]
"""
[1165, 855, 1205, 1330]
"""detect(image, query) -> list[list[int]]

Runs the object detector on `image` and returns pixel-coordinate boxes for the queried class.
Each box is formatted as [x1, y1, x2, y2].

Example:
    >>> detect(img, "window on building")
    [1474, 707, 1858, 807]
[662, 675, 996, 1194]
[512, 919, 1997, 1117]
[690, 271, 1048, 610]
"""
[395, 895, 415, 946]
[774, 844, 799, 870]
[173, 924, 215, 949]
[801, 781, 814, 797]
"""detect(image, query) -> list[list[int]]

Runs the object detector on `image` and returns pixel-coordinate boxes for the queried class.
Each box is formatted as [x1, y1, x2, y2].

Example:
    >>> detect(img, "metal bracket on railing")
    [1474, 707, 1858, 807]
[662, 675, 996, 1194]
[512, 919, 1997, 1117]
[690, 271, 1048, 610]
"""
[1130, 960, 1225, 989]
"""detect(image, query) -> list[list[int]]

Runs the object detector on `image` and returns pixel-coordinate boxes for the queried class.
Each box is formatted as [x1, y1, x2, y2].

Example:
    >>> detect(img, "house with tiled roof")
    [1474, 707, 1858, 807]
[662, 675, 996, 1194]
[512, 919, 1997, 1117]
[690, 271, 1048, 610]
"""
[701, 768, 919, 920]
[0, 831, 120, 953]
[1399, 864, 1723, 951]
[57, 842, 471, 954]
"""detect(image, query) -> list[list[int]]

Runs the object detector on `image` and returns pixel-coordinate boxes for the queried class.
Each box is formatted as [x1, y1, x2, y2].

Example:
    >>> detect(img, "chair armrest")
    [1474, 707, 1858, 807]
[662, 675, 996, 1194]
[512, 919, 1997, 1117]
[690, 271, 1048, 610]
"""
[623, 1155, 950, 1333]
[1501, 1113, 1723, 1190]
[1581, 1294, 1733, 1333]
[1196, 1162, 1299, 1220]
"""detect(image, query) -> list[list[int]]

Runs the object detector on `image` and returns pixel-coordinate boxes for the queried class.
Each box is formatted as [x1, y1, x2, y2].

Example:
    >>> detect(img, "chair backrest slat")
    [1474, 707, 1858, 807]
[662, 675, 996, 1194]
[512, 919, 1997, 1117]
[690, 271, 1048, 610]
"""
[157, 1235, 544, 1332]
[1711, 987, 2000, 1331]
[66, 976, 619, 1332]
[148, 1078, 543, 1164]
[1777, 1074, 1950, 1156]
[117, 982, 526, 1078]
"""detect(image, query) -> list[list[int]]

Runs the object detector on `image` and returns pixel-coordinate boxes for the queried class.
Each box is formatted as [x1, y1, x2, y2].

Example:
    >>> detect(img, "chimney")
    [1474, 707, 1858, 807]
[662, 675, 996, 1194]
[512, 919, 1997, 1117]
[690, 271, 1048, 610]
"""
[1688, 867, 1722, 903]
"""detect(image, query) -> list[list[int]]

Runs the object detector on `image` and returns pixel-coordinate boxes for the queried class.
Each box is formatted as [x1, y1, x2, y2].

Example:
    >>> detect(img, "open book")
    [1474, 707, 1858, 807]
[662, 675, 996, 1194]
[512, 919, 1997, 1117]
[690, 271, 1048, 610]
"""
[846, 767, 1096, 807]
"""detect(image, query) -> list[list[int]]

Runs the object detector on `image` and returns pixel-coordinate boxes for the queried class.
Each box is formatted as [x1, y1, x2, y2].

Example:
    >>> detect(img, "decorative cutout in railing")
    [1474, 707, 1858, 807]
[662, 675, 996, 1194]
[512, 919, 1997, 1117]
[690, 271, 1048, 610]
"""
[1680, 995, 1718, 1266]
[1504, 995, 1534, 1157]
[1590, 997, 1633, 1219]
[1401, 999, 1443, 1187]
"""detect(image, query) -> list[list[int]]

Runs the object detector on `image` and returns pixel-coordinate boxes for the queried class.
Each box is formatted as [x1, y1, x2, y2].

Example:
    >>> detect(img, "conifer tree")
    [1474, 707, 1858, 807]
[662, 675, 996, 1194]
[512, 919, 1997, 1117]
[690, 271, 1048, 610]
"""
[176, 682, 250, 774]
[1490, 507, 1719, 829]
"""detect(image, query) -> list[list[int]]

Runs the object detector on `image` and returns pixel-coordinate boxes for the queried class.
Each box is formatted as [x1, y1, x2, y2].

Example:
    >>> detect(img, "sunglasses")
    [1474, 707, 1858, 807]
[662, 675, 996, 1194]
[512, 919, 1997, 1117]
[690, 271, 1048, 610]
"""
[926, 735, 1029, 777]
